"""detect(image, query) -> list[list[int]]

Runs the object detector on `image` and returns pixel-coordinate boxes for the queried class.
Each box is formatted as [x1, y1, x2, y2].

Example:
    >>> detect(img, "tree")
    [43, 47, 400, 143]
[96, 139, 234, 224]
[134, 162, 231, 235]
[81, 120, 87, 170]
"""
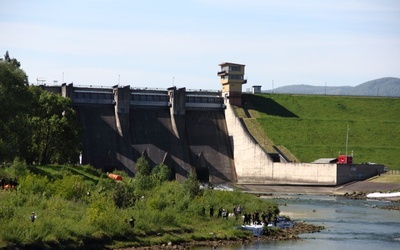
[0, 51, 81, 165]
[152, 163, 172, 183]
[2, 51, 21, 68]
[28, 87, 81, 165]
[135, 156, 152, 176]
[0, 52, 32, 162]
[133, 156, 154, 193]
[111, 182, 136, 208]
[184, 169, 200, 199]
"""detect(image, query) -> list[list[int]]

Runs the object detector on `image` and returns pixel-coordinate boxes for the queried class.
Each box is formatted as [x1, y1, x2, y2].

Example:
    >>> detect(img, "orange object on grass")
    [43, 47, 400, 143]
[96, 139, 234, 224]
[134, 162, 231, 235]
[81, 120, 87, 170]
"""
[108, 173, 123, 181]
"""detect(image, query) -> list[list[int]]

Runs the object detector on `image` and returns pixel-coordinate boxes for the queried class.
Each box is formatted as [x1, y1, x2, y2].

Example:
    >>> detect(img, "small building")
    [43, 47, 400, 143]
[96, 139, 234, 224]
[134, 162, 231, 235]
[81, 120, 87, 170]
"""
[312, 158, 338, 164]
[252, 85, 262, 94]
[338, 155, 353, 164]
[218, 62, 246, 106]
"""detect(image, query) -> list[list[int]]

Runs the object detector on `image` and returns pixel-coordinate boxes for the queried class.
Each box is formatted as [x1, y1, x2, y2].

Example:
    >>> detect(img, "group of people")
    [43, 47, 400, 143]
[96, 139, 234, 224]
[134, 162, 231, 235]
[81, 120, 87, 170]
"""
[215, 205, 243, 220]
[207, 205, 277, 226]
[242, 210, 276, 226]
[207, 205, 241, 220]
[0, 177, 18, 190]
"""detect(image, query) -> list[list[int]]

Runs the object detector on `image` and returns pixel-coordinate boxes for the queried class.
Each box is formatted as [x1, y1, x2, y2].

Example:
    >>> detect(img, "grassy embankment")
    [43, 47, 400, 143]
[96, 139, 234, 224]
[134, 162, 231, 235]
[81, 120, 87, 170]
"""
[238, 94, 400, 170]
[0, 161, 280, 249]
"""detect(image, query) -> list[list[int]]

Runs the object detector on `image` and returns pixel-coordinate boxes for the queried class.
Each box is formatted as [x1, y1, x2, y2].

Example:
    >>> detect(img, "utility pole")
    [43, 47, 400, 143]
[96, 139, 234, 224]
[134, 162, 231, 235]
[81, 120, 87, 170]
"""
[272, 80, 274, 93]
[346, 125, 350, 156]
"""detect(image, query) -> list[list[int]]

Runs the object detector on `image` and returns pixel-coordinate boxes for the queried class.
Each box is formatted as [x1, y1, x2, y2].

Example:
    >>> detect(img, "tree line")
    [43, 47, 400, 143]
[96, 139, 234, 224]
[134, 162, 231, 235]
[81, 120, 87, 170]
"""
[0, 51, 81, 165]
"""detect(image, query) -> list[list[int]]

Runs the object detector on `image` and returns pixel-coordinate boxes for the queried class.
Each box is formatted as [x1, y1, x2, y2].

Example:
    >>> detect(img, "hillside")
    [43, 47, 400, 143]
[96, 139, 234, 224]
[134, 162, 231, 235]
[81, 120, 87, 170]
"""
[240, 94, 400, 170]
[269, 77, 400, 97]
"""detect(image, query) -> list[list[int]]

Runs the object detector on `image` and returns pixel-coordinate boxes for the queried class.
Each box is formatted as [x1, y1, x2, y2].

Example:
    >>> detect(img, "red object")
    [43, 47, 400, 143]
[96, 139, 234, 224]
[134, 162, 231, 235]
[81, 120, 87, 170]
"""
[108, 173, 123, 181]
[338, 155, 353, 164]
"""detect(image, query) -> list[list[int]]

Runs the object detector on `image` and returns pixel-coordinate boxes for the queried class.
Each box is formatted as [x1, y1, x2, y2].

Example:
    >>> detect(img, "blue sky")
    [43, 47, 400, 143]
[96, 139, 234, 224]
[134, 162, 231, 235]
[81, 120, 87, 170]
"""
[1, 0, 399, 90]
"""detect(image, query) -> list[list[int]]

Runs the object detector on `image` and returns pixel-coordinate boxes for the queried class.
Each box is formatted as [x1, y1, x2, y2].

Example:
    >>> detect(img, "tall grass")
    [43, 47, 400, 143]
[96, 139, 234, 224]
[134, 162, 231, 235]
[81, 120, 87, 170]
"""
[244, 94, 400, 169]
[0, 162, 278, 248]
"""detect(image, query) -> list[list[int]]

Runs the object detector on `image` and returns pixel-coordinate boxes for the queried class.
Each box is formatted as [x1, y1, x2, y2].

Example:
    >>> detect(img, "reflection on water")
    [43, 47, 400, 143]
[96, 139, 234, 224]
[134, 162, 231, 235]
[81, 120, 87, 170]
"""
[195, 194, 400, 250]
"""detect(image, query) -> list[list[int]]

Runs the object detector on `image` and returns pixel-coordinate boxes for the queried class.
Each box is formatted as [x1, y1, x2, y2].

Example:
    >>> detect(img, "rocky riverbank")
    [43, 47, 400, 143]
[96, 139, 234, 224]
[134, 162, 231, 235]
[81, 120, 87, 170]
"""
[118, 222, 324, 250]
[341, 191, 400, 211]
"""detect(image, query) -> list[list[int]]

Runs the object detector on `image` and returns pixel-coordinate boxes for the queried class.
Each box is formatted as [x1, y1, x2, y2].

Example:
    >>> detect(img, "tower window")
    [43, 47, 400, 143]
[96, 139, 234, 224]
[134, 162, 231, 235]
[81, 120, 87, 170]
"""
[229, 65, 241, 71]
[229, 74, 243, 80]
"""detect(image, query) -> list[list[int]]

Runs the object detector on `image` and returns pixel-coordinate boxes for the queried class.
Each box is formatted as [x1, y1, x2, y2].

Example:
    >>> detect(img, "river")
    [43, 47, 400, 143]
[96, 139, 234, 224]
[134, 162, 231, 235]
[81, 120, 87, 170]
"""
[196, 194, 400, 250]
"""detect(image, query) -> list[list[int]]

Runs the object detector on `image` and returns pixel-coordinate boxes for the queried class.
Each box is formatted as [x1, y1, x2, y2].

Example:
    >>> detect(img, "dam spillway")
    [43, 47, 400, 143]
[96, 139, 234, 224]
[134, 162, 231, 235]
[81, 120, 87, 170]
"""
[59, 83, 236, 183]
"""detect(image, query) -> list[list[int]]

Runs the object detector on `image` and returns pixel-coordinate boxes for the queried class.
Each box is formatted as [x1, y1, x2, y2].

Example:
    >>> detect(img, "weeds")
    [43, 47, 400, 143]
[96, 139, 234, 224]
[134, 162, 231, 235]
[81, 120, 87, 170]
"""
[0, 160, 278, 248]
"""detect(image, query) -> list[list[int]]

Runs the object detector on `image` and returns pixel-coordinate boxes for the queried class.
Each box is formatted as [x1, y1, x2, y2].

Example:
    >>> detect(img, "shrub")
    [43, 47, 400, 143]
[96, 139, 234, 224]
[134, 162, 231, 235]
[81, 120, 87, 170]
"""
[111, 181, 136, 208]
[51, 174, 88, 201]
[133, 175, 155, 195]
[12, 157, 29, 178]
[184, 170, 200, 199]
[152, 163, 172, 184]
[0, 164, 281, 248]
[136, 156, 151, 176]
[18, 174, 51, 196]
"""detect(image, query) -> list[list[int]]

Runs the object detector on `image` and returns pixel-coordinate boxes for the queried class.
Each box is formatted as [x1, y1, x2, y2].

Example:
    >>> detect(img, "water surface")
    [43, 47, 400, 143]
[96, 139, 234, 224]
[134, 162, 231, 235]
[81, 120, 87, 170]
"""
[196, 194, 400, 250]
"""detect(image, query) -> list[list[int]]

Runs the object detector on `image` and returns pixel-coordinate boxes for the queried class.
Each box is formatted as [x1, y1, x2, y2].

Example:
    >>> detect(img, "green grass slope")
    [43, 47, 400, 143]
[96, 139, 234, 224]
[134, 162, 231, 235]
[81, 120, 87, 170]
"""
[242, 94, 400, 170]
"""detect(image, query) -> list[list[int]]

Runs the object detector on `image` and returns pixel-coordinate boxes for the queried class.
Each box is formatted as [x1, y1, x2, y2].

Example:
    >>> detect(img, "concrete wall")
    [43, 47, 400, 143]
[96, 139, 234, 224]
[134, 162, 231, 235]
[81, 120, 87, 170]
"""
[336, 164, 386, 185]
[73, 85, 235, 183]
[129, 108, 191, 181]
[225, 102, 339, 185]
[224, 101, 386, 186]
[185, 110, 235, 183]
[114, 86, 130, 137]
[236, 162, 337, 185]
[224, 102, 274, 183]
[76, 105, 135, 175]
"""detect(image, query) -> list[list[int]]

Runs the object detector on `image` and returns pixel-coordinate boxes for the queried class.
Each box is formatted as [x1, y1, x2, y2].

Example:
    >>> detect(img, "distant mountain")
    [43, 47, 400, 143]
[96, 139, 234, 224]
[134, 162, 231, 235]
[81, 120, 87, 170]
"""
[265, 77, 400, 97]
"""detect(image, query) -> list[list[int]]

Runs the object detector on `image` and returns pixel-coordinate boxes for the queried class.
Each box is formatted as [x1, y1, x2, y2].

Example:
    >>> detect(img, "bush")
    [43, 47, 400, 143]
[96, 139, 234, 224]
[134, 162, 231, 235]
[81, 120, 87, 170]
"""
[152, 163, 172, 183]
[0, 164, 280, 248]
[18, 174, 51, 196]
[111, 181, 135, 208]
[184, 170, 200, 199]
[12, 157, 29, 178]
[51, 174, 89, 201]
[136, 156, 151, 176]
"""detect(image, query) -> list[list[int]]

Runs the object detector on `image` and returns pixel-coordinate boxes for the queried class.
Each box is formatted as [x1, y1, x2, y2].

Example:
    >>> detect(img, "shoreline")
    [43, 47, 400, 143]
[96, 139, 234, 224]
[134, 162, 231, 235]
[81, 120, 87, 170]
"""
[238, 180, 400, 198]
[117, 222, 324, 250]
[117, 180, 399, 249]
[239, 182, 400, 209]
[238, 180, 400, 196]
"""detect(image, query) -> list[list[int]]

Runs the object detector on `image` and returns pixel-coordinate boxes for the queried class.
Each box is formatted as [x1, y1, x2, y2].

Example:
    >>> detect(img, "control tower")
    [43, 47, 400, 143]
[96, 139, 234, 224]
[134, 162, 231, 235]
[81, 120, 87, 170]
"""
[217, 62, 246, 106]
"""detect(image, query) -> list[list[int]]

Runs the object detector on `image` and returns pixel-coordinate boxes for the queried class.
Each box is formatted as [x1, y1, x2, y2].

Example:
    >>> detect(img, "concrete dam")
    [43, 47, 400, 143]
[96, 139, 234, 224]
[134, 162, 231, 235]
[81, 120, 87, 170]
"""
[45, 79, 386, 186]
[60, 84, 235, 183]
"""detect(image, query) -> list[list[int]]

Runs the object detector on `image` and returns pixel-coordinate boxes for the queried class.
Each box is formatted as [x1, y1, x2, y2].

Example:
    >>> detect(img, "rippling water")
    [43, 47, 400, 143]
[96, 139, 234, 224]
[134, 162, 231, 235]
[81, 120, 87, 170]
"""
[195, 194, 400, 250]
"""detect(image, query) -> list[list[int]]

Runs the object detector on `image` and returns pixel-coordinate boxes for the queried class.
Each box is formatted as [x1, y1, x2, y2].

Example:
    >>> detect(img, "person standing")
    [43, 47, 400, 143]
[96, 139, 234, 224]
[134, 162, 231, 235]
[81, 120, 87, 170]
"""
[237, 205, 242, 215]
[129, 216, 135, 228]
[217, 207, 223, 218]
[30, 212, 37, 222]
